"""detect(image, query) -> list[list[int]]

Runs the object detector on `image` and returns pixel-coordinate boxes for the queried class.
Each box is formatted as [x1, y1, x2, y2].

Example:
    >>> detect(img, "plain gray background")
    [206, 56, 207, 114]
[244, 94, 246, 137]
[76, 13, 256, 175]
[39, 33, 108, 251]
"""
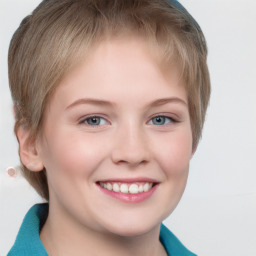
[1, 0, 256, 255]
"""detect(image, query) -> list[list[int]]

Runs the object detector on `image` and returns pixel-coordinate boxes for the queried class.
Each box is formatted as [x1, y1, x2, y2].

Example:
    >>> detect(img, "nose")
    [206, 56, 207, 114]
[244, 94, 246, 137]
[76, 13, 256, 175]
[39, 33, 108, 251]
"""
[111, 123, 151, 168]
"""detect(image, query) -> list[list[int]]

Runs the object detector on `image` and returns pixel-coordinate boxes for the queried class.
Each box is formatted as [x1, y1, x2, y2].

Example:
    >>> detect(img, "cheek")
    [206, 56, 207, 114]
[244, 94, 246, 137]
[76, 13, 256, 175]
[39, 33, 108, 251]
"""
[40, 131, 105, 178]
[153, 129, 192, 176]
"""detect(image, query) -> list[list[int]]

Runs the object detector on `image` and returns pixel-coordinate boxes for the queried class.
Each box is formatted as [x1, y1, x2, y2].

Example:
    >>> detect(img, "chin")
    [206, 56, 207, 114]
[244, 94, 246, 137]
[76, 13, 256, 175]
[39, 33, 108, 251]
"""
[101, 215, 162, 237]
[109, 226, 155, 237]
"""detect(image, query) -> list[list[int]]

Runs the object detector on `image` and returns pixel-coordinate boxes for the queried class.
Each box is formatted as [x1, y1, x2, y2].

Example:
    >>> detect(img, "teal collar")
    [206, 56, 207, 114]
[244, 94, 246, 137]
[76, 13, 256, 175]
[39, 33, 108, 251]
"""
[160, 224, 197, 255]
[8, 204, 196, 256]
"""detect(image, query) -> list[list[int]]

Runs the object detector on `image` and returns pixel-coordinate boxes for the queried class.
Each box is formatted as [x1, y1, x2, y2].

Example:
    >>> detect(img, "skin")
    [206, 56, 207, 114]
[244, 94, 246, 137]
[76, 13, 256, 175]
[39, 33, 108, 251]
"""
[18, 36, 193, 256]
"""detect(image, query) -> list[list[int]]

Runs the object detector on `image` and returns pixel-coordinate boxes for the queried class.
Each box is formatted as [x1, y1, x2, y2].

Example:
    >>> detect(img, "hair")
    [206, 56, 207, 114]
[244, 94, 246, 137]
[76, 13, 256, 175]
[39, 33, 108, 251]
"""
[8, 0, 210, 201]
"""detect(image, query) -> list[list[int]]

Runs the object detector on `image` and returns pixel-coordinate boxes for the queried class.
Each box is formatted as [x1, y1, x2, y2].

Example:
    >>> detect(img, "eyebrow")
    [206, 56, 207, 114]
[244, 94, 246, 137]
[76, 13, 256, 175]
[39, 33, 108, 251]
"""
[65, 97, 187, 110]
[66, 98, 115, 110]
[147, 97, 187, 108]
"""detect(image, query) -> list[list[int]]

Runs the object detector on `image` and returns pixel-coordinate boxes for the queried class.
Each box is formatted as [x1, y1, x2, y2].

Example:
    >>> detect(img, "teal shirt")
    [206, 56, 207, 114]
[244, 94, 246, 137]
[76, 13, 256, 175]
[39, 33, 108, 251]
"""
[8, 204, 196, 256]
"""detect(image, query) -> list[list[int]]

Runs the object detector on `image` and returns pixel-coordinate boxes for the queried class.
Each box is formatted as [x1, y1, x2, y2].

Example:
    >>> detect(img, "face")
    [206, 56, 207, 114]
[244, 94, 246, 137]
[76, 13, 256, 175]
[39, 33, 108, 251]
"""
[37, 36, 193, 237]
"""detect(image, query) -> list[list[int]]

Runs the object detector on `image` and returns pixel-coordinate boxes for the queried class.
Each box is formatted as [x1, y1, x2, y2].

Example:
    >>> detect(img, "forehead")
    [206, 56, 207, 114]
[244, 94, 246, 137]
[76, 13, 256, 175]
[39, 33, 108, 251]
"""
[51, 36, 186, 106]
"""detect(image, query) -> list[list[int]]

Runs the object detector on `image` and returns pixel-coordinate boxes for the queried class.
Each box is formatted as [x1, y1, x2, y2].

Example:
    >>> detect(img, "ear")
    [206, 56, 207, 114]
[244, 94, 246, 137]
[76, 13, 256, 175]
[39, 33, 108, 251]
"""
[17, 127, 44, 172]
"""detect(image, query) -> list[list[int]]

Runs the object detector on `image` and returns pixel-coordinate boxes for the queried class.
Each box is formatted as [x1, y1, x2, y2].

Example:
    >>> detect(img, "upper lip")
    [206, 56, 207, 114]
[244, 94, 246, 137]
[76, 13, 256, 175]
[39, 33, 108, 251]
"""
[96, 177, 159, 183]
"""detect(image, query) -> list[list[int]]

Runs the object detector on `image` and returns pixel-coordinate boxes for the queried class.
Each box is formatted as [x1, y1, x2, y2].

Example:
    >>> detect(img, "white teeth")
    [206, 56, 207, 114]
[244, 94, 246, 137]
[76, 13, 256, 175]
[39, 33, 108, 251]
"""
[106, 183, 112, 191]
[143, 183, 150, 192]
[113, 183, 120, 192]
[100, 182, 153, 194]
[129, 184, 139, 194]
[120, 184, 129, 193]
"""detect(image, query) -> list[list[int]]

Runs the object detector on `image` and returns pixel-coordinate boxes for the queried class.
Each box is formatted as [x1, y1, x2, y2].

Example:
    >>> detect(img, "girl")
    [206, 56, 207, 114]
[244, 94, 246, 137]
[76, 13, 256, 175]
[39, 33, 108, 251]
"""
[7, 0, 210, 255]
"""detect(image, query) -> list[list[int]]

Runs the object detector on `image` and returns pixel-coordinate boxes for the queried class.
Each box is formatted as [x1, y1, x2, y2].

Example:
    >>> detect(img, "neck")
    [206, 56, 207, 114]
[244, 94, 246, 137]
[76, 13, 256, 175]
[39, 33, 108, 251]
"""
[40, 203, 167, 256]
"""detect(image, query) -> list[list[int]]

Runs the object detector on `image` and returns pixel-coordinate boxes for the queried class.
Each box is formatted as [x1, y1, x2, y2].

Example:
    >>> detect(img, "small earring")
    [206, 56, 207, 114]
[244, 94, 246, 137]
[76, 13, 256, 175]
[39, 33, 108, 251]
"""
[6, 167, 18, 178]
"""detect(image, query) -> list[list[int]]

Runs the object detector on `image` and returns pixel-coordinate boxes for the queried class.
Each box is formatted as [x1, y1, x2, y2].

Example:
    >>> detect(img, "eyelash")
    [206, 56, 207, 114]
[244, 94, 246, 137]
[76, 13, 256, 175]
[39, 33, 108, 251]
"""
[79, 115, 109, 126]
[148, 115, 177, 126]
[79, 114, 178, 127]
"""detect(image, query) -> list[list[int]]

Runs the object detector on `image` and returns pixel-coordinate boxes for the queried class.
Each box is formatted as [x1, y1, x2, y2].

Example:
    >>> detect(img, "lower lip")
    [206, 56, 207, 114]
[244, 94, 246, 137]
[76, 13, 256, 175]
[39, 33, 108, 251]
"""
[97, 184, 158, 203]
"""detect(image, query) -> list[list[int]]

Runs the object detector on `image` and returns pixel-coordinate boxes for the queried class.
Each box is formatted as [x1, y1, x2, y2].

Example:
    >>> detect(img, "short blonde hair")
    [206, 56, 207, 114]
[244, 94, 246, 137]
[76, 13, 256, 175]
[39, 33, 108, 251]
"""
[9, 0, 210, 201]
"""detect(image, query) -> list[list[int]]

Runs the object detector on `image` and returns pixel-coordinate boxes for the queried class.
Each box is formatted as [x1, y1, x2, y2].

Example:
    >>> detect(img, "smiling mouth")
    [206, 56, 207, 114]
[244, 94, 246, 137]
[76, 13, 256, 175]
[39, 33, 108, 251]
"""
[97, 181, 156, 194]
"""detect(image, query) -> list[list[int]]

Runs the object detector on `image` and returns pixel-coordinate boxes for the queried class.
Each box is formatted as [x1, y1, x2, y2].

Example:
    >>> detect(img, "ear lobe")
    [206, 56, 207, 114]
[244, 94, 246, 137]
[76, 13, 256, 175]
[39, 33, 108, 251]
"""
[17, 127, 44, 172]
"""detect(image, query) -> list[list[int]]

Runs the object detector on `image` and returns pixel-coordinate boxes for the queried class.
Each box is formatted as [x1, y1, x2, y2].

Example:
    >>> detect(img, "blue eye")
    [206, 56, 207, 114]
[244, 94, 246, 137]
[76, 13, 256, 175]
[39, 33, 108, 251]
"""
[83, 116, 108, 126]
[150, 116, 173, 125]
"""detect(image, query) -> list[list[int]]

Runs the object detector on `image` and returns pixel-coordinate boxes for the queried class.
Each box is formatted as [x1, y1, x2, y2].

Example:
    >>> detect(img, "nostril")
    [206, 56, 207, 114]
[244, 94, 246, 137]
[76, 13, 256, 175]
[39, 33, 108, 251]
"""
[111, 149, 150, 167]
[111, 130, 151, 165]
